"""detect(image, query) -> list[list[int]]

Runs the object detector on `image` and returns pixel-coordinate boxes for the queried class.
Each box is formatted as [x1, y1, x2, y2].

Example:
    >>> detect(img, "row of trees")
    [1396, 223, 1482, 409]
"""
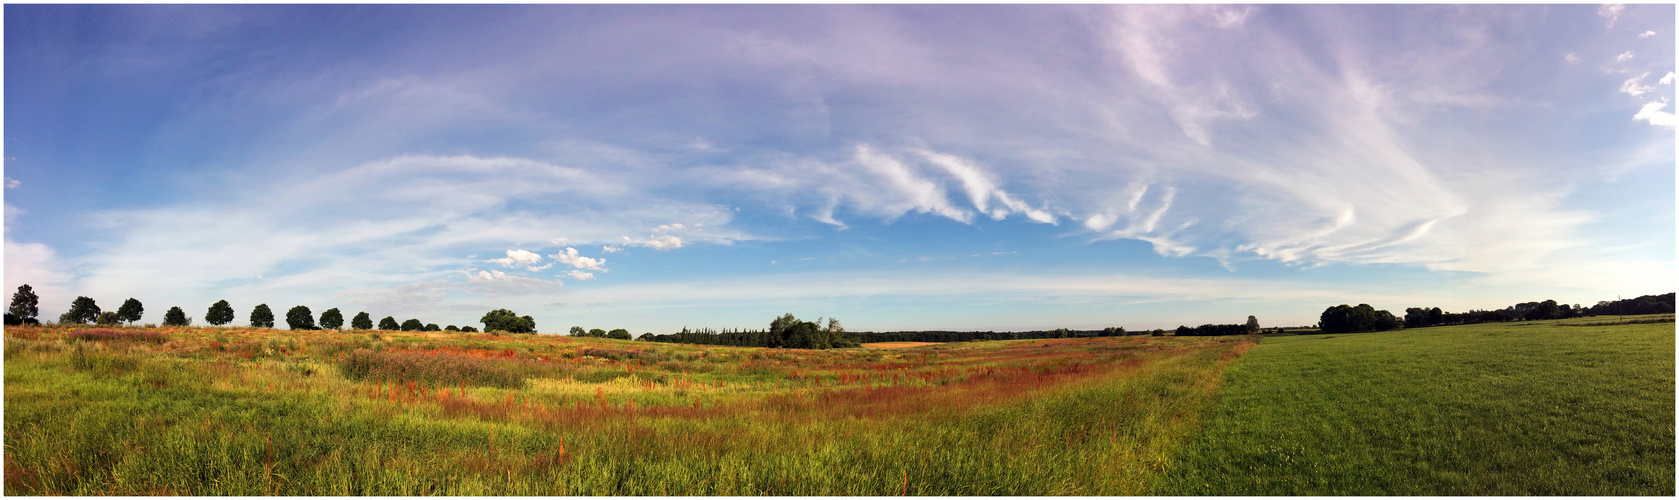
[1318, 304, 1404, 333]
[1, 285, 545, 334]
[1173, 317, 1265, 336]
[1397, 293, 1674, 329]
[569, 326, 633, 340]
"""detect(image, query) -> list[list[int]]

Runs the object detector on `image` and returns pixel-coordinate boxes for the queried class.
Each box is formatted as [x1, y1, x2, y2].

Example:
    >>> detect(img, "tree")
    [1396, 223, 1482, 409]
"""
[378, 316, 400, 330]
[286, 305, 317, 330]
[400, 318, 423, 331]
[64, 296, 101, 324]
[250, 304, 275, 328]
[479, 309, 535, 334]
[588, 328, 606, 337]
[9, 284, 39, 323]
[1373, 310, 1403, 331]
[351, 312, 374, 330]
[163, 306, 190, 326]
[1245, 315, 1260, 334]
[113, 298, 144, 325]
[445, 325, 459, 332]
[460, 326, 479, 333]
[206, 300, 235, 326]
[319, 308, 344, 330]
[569, 326, 587, 336]
[607, 328, 631, 340]
[424, 323, 441, 332]
[1525, 299, 1561, 321]
[96, 311, 121, 326]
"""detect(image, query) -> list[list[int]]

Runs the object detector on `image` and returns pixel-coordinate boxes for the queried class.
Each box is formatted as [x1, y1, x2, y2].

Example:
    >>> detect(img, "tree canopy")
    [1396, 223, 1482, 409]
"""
[206, 300, 235, 326]
[116, 298, 144, 325]
[481, 309, 536, 334]
[63, 296, 101, 324]
[249, 304, 275, 328]
[286, 305, 317, 330]
[319, 308, 344, 330]
[400, 318, 424, 331]
[378, 316, 400, 330]
[351, 312, 374, 330]
[163, 306, 190, 326]
[9, 284, 39, 322]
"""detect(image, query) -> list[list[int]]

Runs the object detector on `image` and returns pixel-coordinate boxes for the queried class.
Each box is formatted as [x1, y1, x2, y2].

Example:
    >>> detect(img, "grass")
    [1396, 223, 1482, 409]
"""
[4, 325, 1254, 495]
[1157, 315, 1675, 495]
[8, 317, 1670, 495]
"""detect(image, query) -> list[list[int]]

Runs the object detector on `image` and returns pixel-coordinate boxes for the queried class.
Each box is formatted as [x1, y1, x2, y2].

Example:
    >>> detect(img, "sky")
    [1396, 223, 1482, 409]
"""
[3, 4, 1674, 333]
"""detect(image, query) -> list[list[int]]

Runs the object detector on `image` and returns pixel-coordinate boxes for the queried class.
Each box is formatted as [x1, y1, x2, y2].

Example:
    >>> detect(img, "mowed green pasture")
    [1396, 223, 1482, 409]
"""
[3, 326, 1255, 495]
[1159, 316, 1675, 495]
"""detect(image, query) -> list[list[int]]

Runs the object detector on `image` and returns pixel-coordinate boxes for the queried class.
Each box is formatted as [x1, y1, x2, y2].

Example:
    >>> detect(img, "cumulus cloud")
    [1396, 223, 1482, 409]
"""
[1615, 51, 1635, 62]
[1639, 30, 1657, 38]
[1662, 72, 1676, 85]
[1598, 4, 1624, 27]
[487, 249, 542, 267]
[562, 270, 595, 281]
[1633, 100, 1677, 128]
[1621, 73, 1654, 96]
[551, 247, 607, 270]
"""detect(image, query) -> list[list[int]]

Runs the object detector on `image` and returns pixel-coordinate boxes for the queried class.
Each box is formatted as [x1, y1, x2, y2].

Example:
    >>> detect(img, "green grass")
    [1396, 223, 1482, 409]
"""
[1157, 317, 1675, 495]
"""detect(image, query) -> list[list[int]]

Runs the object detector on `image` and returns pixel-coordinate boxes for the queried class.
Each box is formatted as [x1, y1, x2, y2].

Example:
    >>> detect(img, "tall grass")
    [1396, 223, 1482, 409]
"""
[3, 324, 1253, 495]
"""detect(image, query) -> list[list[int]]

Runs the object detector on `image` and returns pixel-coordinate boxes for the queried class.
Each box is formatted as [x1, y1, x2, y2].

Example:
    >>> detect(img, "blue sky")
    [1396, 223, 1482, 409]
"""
[4, 4, 1674, 332]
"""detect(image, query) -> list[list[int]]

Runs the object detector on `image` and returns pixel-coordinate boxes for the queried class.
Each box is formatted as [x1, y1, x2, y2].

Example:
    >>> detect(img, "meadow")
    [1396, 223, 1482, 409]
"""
[3, 325, 1254, 495]
[1158, 315, 1675, 495]
[5, 316, 1671, 495]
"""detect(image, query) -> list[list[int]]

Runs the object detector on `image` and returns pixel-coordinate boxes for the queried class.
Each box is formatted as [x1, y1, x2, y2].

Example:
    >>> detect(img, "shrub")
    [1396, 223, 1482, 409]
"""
[336, 349, 525, 389]
[95, 311, 121, 326]
[460, 326, 478, 333]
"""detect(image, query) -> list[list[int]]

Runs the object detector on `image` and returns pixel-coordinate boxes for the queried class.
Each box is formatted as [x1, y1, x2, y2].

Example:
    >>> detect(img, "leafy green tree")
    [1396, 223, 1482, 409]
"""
[460, 326, 478, 333]
[286, 305, 316, 330]
[445, 325, 459, 332]
[607, 328, 631, 340]
[10, 284, 40, 323]
[400, 318, 423, 331]
[588, 328, 606, 337]
[64, 296, 101, 324]
[206, 300, 235, 326]
[351, 312, 373, 330]
[378, 316, 399, 330]
[1245, 315, 1260, 334]
[424, 323, 441, 332]
[481, 309, 536, 334]
[250, 304, 275, 328]
[319, 308, 344, 330]
[96, 311, 121, 326]
[1373, 309, 1403, 331]
[162, 306, 190, 326]
[116, 298, 144, 325]
[569, 326, 587, 336]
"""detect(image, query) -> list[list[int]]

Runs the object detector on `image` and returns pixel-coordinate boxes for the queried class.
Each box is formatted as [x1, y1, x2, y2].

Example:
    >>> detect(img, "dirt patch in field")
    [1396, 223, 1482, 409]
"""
[861, 342, 941, 349]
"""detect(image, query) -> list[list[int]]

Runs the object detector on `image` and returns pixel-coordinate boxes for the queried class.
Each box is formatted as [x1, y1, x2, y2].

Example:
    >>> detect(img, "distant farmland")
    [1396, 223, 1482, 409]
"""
[4, 316, 1671, 495]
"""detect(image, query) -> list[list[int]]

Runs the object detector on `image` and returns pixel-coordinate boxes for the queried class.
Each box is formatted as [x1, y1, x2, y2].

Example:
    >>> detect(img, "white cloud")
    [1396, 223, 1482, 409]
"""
[1621, 73, 1654, 96]
[1564, 52, 1580, 64]
[1615, 51, 1635, 62]
[1598, 4, 1624, 27]
[916, 149, 1056, 224]
[4, 177, 18, 189]
[1639, 30, 1657, 38]
[551, 247, 607, 270]
[3, 239, 73, 319]
[1633, 100, 1677, 128]
[853, 144, 972, 223]
[562, 270, 596, 281]
[487, 249, 542, 267]
[601, 245, 622, 253]
[642, 234, 683, 250]
[1662, 72, 1676, 85]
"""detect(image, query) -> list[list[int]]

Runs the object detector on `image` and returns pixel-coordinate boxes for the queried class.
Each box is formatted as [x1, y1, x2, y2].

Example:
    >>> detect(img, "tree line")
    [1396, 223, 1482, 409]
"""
[0, 284, 541, 334]
[1325, 292, 1675, 333]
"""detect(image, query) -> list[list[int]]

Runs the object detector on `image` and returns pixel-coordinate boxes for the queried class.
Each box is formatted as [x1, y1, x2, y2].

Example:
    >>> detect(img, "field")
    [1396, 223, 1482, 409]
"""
[1158, 315, 1675, 495]
[5, 317, 1671, 495]
[3, 326, 1253, 495]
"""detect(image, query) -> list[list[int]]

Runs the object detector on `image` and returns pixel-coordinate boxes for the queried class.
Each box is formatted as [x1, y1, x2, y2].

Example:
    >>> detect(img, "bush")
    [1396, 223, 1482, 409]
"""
[336, 349, 525, 389]
[95, 311, 121, 326]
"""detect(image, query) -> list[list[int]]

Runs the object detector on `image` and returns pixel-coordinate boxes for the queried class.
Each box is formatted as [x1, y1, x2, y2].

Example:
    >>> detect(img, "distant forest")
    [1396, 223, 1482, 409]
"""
[1323, 292, 1675, 334]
